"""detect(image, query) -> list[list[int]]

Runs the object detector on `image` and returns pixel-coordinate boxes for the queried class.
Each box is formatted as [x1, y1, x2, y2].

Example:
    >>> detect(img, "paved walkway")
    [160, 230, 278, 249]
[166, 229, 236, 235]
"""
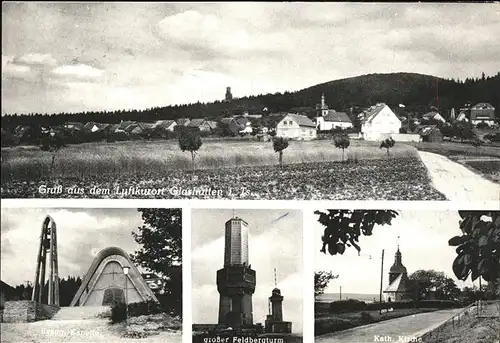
[316, 309, 460, 343]
[1, 318, 182, 343]
[418, 151, 499, 201]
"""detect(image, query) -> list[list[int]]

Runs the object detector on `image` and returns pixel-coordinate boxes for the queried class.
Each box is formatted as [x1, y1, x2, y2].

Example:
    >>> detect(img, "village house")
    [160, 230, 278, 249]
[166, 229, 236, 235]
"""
[115, 120, 136, 133]
[63, 122, 84, 132]
[206, 120, 218, 130]
[83, 122, 111, 135]
[359, 103, 401, 141]
[422, 111, 446, 124]
[456, 105, 471, 122]
[275, 113, 317, 140]
[176, 118, 190, 126]
[470, 102, 495, 126]
[227, 116, 253, 135]
[187, 118, 212, 132]
[152, 120, 177, 132]
[315, 94, 353, 130]
[413, 125, 442, 142]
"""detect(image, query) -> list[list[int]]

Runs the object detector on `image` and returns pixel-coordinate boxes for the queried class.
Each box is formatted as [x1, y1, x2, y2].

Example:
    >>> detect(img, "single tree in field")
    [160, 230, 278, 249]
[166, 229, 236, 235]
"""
[40, 129, 66, 178]
[333, 134, 350, 162]
[273, 136, 289, 168]
[315, 271, 339, 296]
[315, 210, 399, 255]
[449, 211, 500, 297]
[178, 128, 202, 170]
[380, 137, 395, 157]
[131, 208, 182, 316]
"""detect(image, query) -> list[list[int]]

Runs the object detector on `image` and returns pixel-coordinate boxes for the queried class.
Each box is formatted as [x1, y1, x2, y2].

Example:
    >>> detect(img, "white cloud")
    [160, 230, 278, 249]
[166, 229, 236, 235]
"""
[51, 64, 105, 79]
[14, 53, 57, 67]
[157, 9, 292, 56]
[2, 55, 33, 79]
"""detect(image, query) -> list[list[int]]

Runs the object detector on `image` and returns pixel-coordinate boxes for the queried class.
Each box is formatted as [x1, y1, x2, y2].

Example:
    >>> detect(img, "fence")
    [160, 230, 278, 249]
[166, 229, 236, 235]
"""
[418, 300, 500, 341]
[477, 300, 500, 318]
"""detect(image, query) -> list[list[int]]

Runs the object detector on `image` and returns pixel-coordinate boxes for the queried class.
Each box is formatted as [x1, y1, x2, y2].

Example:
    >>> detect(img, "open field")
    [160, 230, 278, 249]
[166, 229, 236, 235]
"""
[1, 139, 417, 181]
[315, 308, 439, 336]
[0, 139, 445, 199]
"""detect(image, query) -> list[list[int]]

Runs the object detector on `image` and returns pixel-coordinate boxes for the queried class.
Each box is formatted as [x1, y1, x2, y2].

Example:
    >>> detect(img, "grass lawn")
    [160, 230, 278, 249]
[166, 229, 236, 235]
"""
[315, 308, 439, 336]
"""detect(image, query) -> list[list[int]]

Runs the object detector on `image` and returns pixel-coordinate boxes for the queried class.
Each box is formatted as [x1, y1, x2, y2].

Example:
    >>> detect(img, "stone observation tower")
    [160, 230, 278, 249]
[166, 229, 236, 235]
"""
[225, 86, 233, 102]
[264, 269, 292, 333]
[32, 216, 59, 305]
[216, 216, 256, 327]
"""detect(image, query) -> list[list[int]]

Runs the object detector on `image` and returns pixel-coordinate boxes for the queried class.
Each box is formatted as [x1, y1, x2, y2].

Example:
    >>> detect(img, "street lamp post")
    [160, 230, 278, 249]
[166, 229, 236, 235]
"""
[123, 266, 130, 322]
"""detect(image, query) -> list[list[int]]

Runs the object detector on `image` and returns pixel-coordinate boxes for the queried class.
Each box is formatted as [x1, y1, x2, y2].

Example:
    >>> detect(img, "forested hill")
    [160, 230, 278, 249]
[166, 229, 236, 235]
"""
[2, 72, 499, 128]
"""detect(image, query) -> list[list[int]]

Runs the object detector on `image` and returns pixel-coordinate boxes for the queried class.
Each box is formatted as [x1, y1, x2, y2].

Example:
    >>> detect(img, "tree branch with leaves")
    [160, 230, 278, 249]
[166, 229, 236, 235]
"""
[449, 211, 500, 296]
[315, 210, 399, 255]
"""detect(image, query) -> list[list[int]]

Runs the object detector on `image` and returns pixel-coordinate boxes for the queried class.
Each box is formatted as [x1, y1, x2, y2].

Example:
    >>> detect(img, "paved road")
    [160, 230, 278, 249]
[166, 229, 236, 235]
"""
[418, 151, 499, 201]
[316, 309, 460, 343]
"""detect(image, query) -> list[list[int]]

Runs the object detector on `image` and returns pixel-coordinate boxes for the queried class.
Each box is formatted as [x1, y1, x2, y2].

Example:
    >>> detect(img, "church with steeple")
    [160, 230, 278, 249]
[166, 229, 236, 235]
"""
[383, 245, 411, 302]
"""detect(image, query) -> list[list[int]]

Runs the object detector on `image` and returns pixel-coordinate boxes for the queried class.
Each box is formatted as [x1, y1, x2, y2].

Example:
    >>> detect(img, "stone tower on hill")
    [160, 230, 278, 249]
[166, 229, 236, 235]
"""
[216, 216, 256, 327]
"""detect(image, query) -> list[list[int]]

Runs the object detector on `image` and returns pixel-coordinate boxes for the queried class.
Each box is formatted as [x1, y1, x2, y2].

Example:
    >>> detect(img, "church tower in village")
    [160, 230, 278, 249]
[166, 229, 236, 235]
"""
[389, 246, 407, 284]
[320, 93, 328, 116]
[384, 244, 410, 302]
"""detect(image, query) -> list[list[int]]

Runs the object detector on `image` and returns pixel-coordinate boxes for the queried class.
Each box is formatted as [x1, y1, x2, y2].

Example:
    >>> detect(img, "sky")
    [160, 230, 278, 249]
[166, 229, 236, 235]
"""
[2, 2, 500, 115]
[314, 210, 482, 296]
[191, 209, 303, 333]
[0, 208, 148, 286]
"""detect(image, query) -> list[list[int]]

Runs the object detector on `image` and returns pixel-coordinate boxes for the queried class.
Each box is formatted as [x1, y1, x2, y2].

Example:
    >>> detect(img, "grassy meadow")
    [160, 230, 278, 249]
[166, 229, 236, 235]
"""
[1, 139, 418, 182]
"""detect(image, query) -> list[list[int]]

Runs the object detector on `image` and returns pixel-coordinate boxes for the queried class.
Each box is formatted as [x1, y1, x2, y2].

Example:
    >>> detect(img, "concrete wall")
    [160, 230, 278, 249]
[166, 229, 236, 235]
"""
[2, 300, 59, 323]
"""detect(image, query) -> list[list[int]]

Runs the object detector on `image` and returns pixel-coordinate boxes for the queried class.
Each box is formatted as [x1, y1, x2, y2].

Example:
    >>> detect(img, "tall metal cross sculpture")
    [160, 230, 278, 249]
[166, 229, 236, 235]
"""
[32, 216, 59, 306]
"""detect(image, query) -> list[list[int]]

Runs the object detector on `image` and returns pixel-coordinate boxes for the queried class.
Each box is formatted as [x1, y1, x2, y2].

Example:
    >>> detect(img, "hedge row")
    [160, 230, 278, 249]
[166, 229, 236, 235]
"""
[111, 300, 166, 323]
[329, 299, 460, 313]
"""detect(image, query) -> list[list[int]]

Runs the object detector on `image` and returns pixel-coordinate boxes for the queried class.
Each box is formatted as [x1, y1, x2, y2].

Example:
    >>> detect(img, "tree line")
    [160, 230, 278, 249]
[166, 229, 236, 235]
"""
[2, 72, 498, 130]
